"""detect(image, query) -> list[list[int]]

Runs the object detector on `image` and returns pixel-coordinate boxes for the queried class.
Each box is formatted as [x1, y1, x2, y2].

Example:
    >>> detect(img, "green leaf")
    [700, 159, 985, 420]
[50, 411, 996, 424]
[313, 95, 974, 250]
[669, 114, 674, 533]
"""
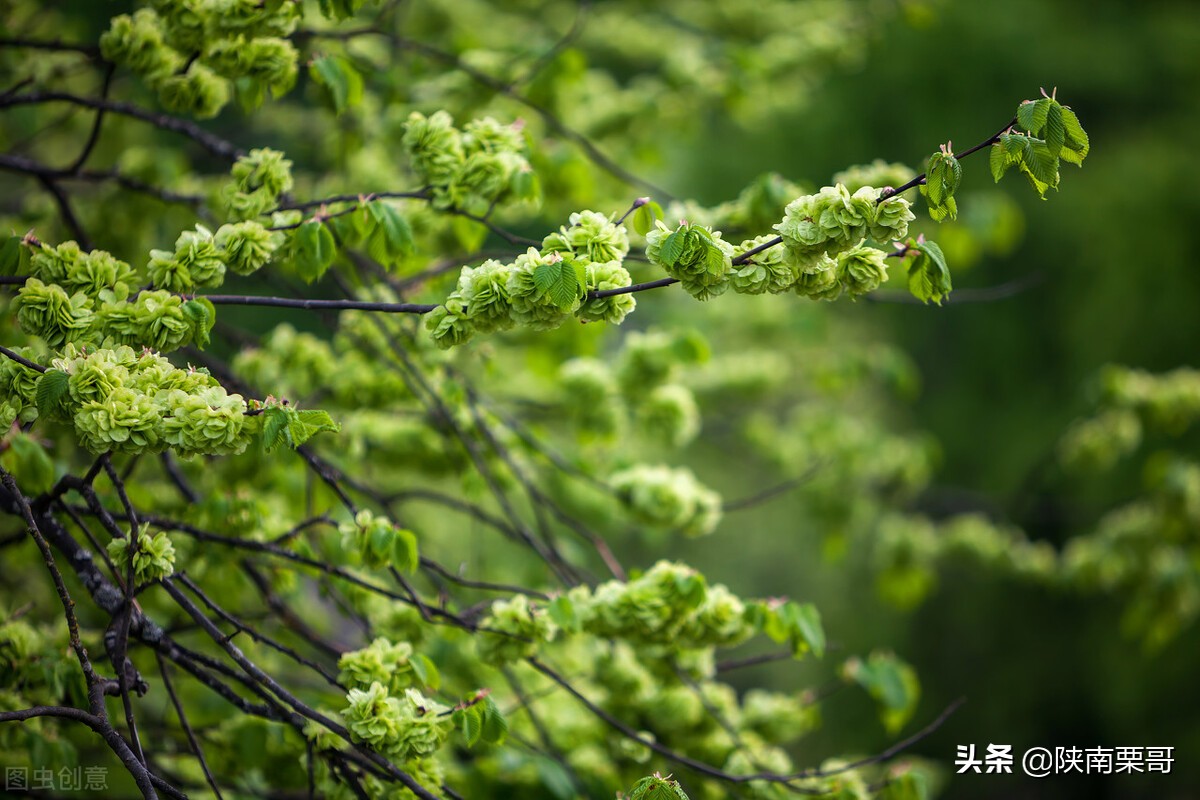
[34, 370, 70, 418]
[878, 770, 930, 800]
[309, 55, 363, 115]
[675, 572, 707, 609]
[659, 230, 684, 265]
[293, 220, 337, 282]
[703, 241, 727, 275]
[1044, 101, 1065, 157]
[905, 238, 952, 305]
[630, 774, 691, 800]
[788, 602, 825, 658]
[457, 705, 483, 746]
[390, 527, 419, 573]
[410, 653, 440, 691]
[1060, 106, 1090, 164]
[532, 258, 582, 309]
[0, 236, 25, 276]
[261, 407, 290, 453]
[547, 595, 581, 633]
[366, 201, 414, 265]
[989, 143, 1014, 183]
[847, 651, 920, 734]
[479, 696, 508, 745]
[1017, 97, 1051, 134]
[1023, 140, 1060, 186]
[633, 201, 664, 236]
[287, 408, 341, 447]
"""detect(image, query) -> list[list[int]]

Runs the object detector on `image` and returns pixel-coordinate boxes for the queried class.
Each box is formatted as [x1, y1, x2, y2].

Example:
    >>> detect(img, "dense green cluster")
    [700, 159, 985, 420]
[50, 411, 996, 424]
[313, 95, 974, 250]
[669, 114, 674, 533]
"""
[610, 464, 722, 537]
[645, 221, 737, 301]
[476, 594, 559, 665]
[427, 209, 637, 348]
[31, 344, 252, 456]
[338, 510, 419, 572]
[402, 112, 536, 213]
[341, 682, 453, 762]
[773, 184, 914, 300]
[106, 526, 177, 583]
[583, 562, 753, 647]
[13, 240, 226, 351]
[222, 148, 295, 221]
[100, 2, 300, 118]
[338, 638, 417, 694]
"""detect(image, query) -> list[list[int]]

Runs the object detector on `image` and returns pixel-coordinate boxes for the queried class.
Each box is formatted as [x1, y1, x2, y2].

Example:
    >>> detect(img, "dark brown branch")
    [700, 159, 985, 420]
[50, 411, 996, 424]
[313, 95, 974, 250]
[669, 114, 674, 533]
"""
[0, 91, 243, 160]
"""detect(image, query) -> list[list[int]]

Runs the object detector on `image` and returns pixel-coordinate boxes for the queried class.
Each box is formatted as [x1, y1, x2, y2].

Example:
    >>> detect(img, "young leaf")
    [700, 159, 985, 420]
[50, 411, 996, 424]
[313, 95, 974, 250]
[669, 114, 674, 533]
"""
[287, 408, 341, 447]
[989, 143, 1015, 182]
[410, 653, 440, 691]
[633, 201, 664, 236]
[293, 220, 337, 282]
[845, 651, 920, 734]
[532, 258, 582, 309]
[366, 201, 414, 265]
[1017, 97, 1051, 135]
[309, 55, 364, 115]
[479, 696, 508, 745]
[786, 602, 825, 658]
[904, 238, 952, 305]
[390, 527, 419, 573]
[457, 705, 483, 746]
[34, 370, 70, 418]
[659, 230, 685, 266]
[261, 407, 291, 453]
[1044, 101, 1065, 157]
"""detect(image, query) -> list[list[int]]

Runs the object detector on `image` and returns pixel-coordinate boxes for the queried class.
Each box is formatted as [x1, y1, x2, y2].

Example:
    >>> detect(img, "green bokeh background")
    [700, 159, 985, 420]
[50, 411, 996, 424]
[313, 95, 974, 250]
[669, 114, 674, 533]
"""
[673, 2, 1200, 798]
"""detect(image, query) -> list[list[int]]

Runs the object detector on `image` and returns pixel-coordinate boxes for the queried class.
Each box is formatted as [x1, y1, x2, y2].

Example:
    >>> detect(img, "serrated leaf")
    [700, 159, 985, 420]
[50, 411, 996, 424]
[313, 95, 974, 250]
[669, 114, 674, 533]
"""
[659, 230, 684, 266]
[366, 201, 414, 265]
[905, 238, 952, 305]
[630, 774, 691, 800]
[287, 408, 341, 447]
[924, 154, 947, 206]
[410, 653, 439, 691]
[1017, 97, 1051, 134]
[703, 241, 727, 275]
[479, 696, 508, 744]
[1060, 106, 1090, 163]
[1021, 140, 1060, 189]
[34, 370, 70, 418]
[533, 258, 581, 309]
[261, 407, 291, 453]
[457, 705, 482, 746]
[1044, 101, 1065, 157]
[390, 527, 419, 573]
[309, 55, 363, 115]
[989, 144, 1012, 182]
[293, 220, 337, 282]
